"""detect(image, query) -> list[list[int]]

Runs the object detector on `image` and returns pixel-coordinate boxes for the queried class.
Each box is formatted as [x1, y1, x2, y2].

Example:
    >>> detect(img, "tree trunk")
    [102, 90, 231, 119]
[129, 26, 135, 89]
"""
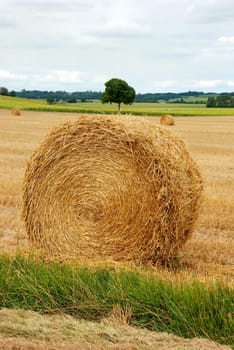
[118, 102, 121, 114]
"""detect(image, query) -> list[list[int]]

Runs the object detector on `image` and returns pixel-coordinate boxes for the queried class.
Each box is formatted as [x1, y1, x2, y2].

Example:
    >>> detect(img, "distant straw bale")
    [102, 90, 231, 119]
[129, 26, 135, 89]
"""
[22, 115, 203, 264]
[160, 114, 175, 126]
[11, 108, 21, 116]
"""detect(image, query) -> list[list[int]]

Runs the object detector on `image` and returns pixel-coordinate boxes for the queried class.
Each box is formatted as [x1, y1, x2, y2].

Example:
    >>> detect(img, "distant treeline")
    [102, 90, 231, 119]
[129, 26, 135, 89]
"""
[15, 89, 215, 102]
[168, 98, 206, 104]
[17, 89, 102, 101]
[1, 87, 234, 104]
[207, 95, 234, 107]
[135, 91, 206, 102]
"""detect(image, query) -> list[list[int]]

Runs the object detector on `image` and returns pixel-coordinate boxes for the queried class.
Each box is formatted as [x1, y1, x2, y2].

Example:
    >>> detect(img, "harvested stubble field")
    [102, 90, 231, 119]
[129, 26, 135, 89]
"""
[0, 109, 233, 283]
[0, 109, 234, 349]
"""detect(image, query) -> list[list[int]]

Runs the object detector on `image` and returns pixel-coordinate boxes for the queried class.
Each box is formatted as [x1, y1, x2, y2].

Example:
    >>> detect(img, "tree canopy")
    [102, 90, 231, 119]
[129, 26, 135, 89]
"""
[206, 95, 234, 107]
[0, 86, 16, 97]
[101, 78, 135, 113]
[0, 87, 9, 96]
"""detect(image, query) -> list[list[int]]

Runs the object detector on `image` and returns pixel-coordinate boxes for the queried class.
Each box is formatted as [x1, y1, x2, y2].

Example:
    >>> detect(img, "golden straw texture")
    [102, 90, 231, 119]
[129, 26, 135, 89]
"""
[160, 114, 175, 126]
[23, 115, 203, 263]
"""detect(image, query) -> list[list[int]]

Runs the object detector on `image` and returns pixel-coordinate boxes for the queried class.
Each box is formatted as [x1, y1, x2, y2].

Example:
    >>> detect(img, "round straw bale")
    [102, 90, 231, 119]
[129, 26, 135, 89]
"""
[11, 108, 21, 116]
[22, 115, 203, 264]
[160, 114, 175, 126]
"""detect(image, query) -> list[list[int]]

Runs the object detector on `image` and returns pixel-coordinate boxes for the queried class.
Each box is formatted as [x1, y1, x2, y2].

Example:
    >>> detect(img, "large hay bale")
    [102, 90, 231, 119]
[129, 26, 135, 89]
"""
[160, 114, 175, 126]
[22, 115, 203, 264]
[11, 108, 21, 116]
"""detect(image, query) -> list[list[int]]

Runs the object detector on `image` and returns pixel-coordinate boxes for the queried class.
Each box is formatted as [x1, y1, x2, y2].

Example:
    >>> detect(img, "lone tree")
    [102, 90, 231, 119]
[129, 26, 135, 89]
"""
[47, 96, 55, 105]
[0, 87, 9, 96]
[101, 78, 135, 113]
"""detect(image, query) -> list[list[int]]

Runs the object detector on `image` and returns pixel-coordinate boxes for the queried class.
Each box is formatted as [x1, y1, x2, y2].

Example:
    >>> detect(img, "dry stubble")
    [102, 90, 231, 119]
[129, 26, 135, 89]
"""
[0, 110, 233, 283]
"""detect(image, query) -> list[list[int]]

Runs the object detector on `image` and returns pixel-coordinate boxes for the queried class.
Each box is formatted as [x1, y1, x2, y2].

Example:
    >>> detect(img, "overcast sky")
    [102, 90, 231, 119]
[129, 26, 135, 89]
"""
[1, 0, 234, 93]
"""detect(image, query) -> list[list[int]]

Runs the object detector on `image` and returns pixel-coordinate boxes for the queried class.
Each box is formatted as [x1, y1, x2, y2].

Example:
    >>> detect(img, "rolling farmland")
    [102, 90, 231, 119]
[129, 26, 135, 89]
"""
[2, 95, 234, 116]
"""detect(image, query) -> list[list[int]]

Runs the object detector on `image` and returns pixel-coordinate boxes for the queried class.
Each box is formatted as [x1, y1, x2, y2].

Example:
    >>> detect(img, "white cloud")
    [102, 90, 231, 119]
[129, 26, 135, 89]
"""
[153, 80, 176, 89]
[86, 19, 150, 38]
[187, 0, 234, 24]
[92, 74, 109, 84]
[0, 16, 15, 28]
[13, 0, 92, 12]
[0, 70, 27, 81]
[193, 80, 223, 89]
[186, 3, 196, 14]
[151, 79, 229, 92]
[39, 70, 82, 83]
[218, 36, 234, 45]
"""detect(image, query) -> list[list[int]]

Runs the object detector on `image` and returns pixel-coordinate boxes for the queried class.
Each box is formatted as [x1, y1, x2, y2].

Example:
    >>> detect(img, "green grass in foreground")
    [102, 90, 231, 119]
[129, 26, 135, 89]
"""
[1, 95, 234, 116]
[0, 255, 233, 348]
